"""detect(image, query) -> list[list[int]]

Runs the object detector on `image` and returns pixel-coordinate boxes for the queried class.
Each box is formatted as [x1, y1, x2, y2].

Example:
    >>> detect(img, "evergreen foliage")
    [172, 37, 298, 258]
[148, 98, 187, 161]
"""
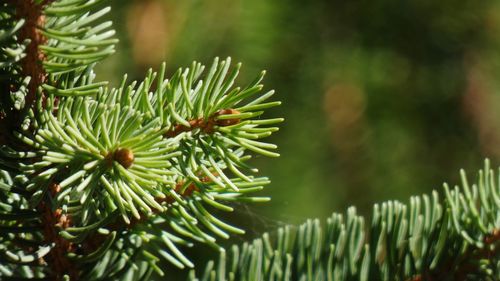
[0, 1, 280, 280]
[0, 1, 498, 281]
[189, 161, 500, 281]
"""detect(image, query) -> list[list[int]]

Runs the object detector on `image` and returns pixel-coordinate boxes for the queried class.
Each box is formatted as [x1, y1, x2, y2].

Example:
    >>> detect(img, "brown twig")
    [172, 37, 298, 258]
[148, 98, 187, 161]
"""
[165, 108, 241, 137]
[0, 1, 48, 146]
[14, 0, 48, 110]
[0, 0, 51, 145]
[39, 183, 78, 280]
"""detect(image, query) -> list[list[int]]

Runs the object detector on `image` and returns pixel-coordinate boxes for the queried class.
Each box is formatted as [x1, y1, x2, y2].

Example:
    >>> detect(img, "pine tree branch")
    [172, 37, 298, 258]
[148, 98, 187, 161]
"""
[2, 0, 280, 277]
[0, 56, 279, 279]
[189, 160, 500, 281]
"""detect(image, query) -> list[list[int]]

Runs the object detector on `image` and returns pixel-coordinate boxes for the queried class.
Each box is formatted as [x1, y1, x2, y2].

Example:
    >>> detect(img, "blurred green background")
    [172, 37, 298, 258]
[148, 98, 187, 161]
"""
[96, 0, 500, 275]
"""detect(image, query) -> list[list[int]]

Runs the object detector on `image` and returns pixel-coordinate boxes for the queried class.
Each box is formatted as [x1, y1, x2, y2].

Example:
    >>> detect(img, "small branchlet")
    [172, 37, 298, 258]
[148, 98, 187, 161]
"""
[165, 108, 241, 137]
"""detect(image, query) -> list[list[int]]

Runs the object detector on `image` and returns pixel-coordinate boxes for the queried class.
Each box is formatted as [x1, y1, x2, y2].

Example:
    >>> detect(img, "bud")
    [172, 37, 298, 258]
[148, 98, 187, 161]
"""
[215, 108, 241, 127]
[114, 148, 134, 169]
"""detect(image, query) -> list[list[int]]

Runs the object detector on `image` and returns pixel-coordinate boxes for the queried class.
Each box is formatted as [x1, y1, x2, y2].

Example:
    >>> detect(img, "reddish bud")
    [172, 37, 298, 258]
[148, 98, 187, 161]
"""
[114, 148, 134, 169]
[215, 108, 241, 127]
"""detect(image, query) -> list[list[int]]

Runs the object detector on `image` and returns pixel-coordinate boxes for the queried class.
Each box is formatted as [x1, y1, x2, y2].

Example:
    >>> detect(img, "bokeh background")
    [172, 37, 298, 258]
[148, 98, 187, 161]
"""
[97, 0, 500, 277]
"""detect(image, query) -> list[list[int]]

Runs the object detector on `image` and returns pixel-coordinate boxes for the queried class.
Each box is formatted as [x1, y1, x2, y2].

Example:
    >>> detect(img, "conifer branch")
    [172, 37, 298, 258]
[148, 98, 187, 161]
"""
[189, 160, 500, 281]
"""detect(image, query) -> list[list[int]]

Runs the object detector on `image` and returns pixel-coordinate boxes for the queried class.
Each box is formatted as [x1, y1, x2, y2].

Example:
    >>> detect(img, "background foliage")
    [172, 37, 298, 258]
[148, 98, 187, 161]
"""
[90, 0, 500, 278]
